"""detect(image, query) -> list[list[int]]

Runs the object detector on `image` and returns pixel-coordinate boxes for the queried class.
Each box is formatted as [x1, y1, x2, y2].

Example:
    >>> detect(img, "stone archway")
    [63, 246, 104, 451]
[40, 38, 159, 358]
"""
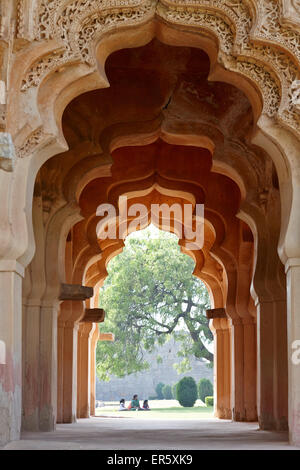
[1, 1, 300, 446]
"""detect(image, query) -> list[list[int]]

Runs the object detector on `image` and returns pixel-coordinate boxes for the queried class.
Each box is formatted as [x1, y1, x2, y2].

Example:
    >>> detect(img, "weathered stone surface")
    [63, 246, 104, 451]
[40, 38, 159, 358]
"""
[206, 308, 227, 319]
[59, 283, 93, 301]
[1, 0, 300, 448]
[81, 309, 105, 323]
[0, 133, 15, 171]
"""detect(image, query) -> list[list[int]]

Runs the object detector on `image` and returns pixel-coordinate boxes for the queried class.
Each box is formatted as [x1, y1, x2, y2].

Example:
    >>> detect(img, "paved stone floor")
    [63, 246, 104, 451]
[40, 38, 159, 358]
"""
[2, 417, 296, 450]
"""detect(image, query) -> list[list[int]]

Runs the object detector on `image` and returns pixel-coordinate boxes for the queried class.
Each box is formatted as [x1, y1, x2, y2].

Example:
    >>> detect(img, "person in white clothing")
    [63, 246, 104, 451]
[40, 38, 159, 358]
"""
[119, 398, 128, 411]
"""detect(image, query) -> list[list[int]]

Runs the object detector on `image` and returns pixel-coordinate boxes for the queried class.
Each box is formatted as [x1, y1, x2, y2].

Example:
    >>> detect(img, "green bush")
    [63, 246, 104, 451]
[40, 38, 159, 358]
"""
[162, 384, 173, 399]
[148, 396, 157, 400]
[198, 378, 213, 402]
[172, 383, 178, 399]
[176, 377, 198, 407]
[155, 382, 165, 400]
[205, 396, 214, 407]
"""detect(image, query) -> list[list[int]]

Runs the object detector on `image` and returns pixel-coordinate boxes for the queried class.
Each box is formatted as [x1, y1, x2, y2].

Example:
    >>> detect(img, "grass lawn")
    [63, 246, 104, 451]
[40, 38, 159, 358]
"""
[95, 401, 214, 419]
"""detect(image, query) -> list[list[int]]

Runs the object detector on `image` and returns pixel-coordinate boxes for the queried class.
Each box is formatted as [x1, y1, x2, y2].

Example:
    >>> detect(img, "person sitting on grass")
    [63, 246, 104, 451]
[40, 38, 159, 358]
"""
[143, 399, 150, 410]
[130, 394, 142, 410]
[119, 398, 128, 411]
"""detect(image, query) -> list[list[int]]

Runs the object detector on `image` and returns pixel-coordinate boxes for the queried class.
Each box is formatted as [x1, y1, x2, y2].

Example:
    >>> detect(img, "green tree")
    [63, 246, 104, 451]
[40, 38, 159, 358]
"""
[172, 382, 178, 399]
[198, 378, 213, 402]
[162, 384, 173, 399]
[96, 227, 212, 381]
[155, 382, 165, 400]
[176, 377, 198, 407]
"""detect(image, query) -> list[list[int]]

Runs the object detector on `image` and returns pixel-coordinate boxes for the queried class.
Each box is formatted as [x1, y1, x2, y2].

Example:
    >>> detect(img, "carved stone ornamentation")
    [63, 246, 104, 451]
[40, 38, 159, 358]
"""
[15, 0, 300, 151]
[282, 0, 300, 29]
[16, 0, 26, 38]
[291, 79, 300, 109]
[16, 127, 56, 158]
[0, 133, 15, 172]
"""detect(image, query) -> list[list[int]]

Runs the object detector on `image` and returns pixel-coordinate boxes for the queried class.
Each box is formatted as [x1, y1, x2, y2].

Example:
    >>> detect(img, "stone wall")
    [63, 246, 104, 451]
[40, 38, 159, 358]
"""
[96, 337, 213, 402]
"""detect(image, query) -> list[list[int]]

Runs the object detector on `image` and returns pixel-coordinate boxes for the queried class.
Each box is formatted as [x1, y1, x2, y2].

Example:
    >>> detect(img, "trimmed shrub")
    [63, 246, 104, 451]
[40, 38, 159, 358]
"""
[172, 382, 178, 399]
[198, 378, 213, 403]
[162, 384, 173, 399]
[176, 377, 198, 407]
[155, 382, 165, 400]
[205, 396, 214, 407]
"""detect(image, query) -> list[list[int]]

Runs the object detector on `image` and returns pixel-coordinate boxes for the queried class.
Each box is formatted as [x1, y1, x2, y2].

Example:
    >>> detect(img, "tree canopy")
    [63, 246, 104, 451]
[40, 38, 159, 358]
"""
[96, 226, 213, 381]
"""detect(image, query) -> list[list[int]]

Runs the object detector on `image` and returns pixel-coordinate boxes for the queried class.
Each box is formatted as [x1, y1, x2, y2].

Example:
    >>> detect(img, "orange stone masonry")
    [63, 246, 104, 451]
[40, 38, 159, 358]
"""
[0, 0, 300, 448]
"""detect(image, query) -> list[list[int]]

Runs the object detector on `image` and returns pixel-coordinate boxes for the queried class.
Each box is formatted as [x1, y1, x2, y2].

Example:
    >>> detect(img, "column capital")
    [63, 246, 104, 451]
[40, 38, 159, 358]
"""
[285, 257, 300, 273]
[0, 260, 24, 277]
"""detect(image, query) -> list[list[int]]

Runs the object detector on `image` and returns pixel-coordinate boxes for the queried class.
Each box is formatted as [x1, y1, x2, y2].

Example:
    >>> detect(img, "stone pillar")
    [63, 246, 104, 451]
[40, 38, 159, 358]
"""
[39, 301, 59, 431]
[57, 314, 64, 424]
[273, 299, 288, 430]
[231, 318, 244, 421]
[57, 301, 80, 424]
[22, 192, 47, 432]
[256, 298, 288, 430]
[208, 310, 231, 420]
[90, 325, 100, 416]
[0, 261, 23, 445]
[62, 322, 79, 423]
[213, 320, 225, 418]
[57, 300, 85, 424]
[243, 318, 257, 422]
[256, 300, 275, 430]
[286, 260, 300, 446]
[22, 302, 41, 431]
[77, 323, 95, 418]
[57, 285, 93, 423]
[221, 319, 232, 419]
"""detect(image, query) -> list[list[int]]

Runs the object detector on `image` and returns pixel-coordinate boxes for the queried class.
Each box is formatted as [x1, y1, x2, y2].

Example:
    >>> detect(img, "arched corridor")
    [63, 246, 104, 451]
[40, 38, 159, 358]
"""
[1, 1, 300, 449]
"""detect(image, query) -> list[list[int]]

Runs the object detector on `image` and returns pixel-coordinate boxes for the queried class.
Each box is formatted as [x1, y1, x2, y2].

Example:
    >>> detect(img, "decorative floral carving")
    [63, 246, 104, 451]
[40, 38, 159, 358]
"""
[76, 0, 155, 65]
[17, 127, 46, 158]
[16, 0, 26, 38]
[22, 0, 154, 90]
[157, 3, 234, 54]
[236, 60, 281, 117]
[21, 49, 77, 91]
[18, 0, 300, 147]
[291, 79, 300, 107]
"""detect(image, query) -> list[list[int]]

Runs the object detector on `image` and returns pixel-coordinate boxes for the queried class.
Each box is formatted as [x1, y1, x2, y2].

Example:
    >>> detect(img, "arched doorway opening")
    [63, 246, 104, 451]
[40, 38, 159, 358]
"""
[21, 38, 286, 440]
[3, 2, 300, 446]
[95, 225, 214, 412]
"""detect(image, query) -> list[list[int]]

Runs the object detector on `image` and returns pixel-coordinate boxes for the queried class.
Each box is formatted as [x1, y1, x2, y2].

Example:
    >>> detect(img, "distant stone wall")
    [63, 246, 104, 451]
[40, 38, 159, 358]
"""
[96, 337, 213, 402]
